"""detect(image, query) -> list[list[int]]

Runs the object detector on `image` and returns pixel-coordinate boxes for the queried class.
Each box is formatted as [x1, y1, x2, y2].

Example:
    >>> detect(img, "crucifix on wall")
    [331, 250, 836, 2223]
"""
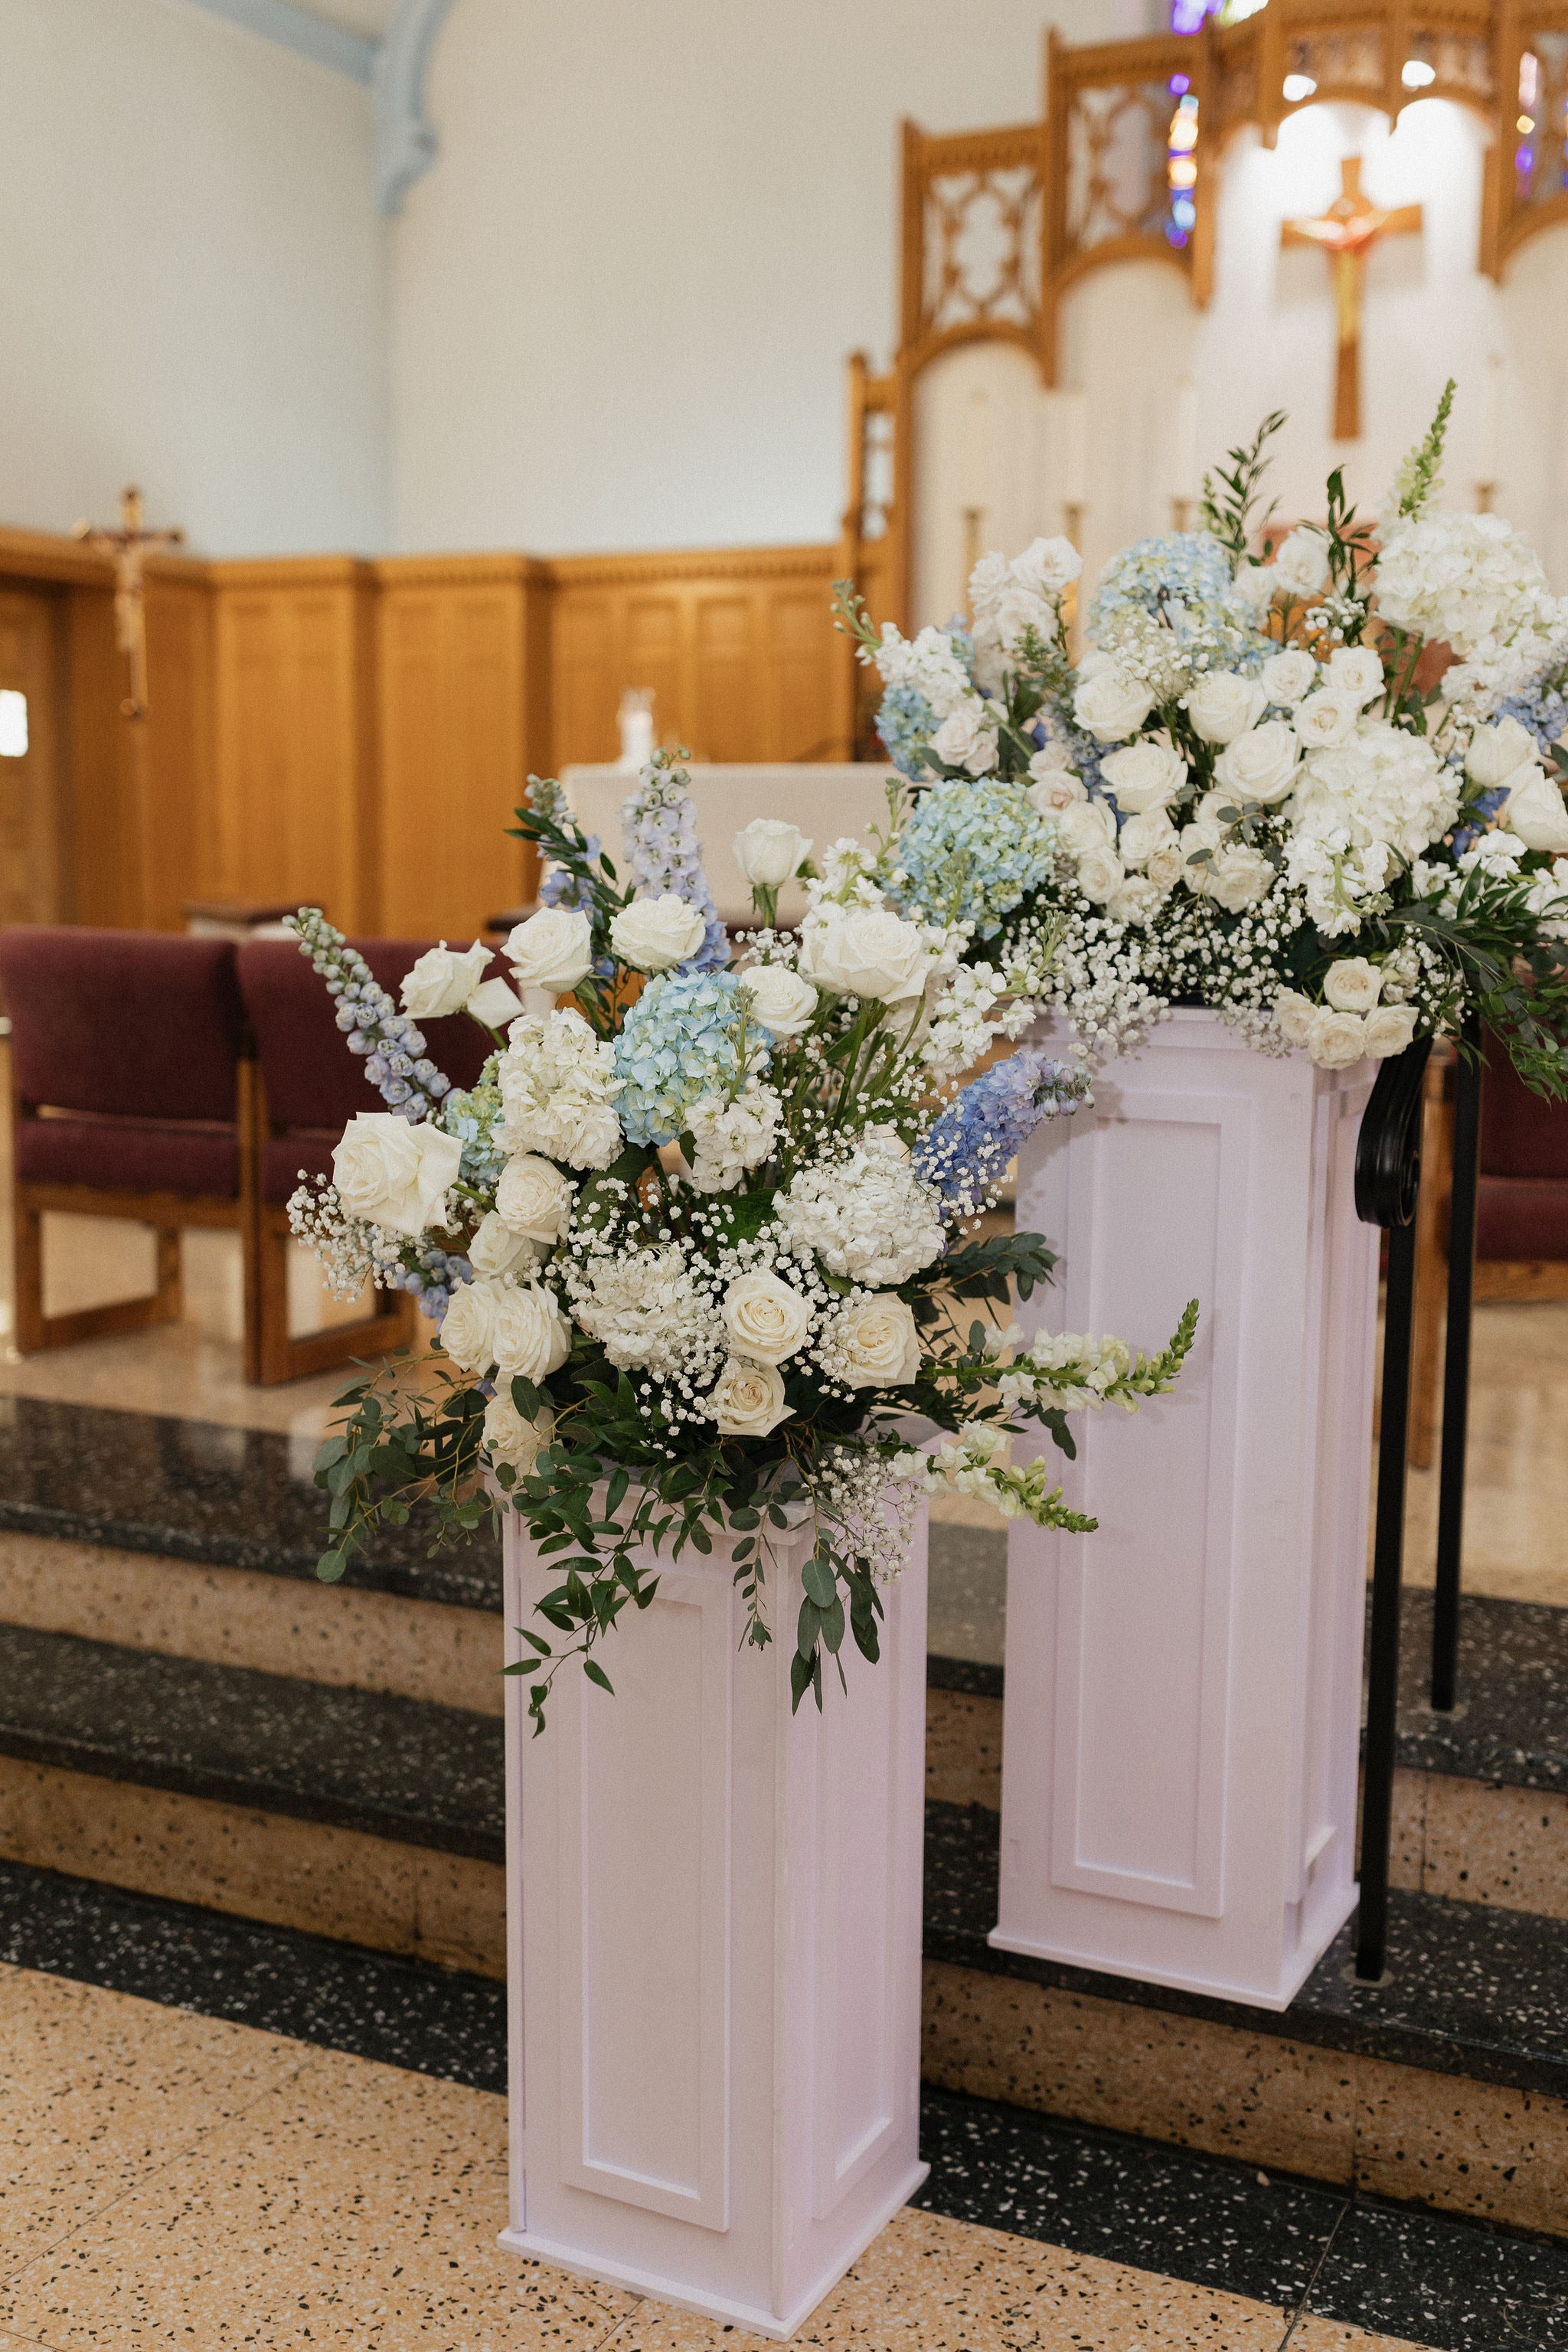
[74, 485, 185, 719]
[1282, 157, 1422, 441]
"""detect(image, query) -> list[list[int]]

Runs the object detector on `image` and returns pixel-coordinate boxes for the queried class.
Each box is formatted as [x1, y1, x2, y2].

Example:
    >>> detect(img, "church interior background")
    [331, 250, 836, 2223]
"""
[2, 2, 1568, 2347]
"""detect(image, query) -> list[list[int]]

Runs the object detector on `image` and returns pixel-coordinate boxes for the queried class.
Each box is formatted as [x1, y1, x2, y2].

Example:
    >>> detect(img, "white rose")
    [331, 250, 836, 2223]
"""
[1145, 841, 1186, 891]
[610, 893, 707, 973]
[484, 1392, 554, 1477]
[1011, 533, 1083, 598]
[722, 1270, 812, 1364]
[1206, 843, 1274, 913]
[1116, 808, 1178, 868]
[1098, 739, 1189, 814]
[833, 1294, 922, 1388]
[400, 939, 492, 1021]
[1328, 647, 1386, 707]
[1364, 1004, 1419, 1058]
[707, 1355, 794, 1439]
[1502, 768, 1568, 854]
[1465, 716, 1538, 789]
[799, 906, 931, 1003]
[930, 703, 1000, 776]
[1293, 693, 1360, 751]
[1214, 720, 1299, 805]
[1305, 1008, 1368, 1069]
[495, 1152, 574, 1243]
[491, 1281, 573, 1380]
[1106, 874, 1161, 926]
[507, 908, 593, 994]
[1273, 528, 1331, 599]
[734, 818, 812, 888]
[468, 1212, 537, 1279]
[738, 963, 818, 1037]
[466, 975, 524, 1029]
[1074, 843, 1125, 903]
[1073, 665, 1155, 743]
[1274, 988, 1317, 1046]
[1184, 673, 1268, 746]
[1053, 797, 1118, 857]
[1322, 957, 1383, 1014]
[332, 1113, 463, 1238]
[1026, 761, 1087, 818]
[1233, 564, 1279, 618]
[1260, 650, 1318, 706]
[439, 1279, 497, 1374]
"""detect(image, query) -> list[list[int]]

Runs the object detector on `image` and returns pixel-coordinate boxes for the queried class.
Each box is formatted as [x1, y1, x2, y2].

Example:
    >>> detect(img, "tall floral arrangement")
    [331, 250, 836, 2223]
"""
[292, 753, 1194, 1725]
[845, 387, 1568, 1091]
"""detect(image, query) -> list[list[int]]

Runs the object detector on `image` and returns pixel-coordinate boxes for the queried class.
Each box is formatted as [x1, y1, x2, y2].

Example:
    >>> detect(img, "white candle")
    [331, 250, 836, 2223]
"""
[1480, 352, 1504, 488]
[1172, 374, 1199, 505]
[1057, 390, 1087, 510]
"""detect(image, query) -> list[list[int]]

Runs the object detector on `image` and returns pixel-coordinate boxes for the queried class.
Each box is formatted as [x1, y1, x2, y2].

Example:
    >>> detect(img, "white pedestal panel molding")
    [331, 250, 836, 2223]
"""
[499, 1507, 929, 2338]
[995, 1011, 1377, 2011]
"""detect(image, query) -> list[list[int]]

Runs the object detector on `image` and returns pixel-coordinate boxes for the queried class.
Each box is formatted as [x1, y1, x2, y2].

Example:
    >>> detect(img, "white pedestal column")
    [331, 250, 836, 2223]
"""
[995, 1011, 1377, 2011]
[499, 1506, 929, 2339]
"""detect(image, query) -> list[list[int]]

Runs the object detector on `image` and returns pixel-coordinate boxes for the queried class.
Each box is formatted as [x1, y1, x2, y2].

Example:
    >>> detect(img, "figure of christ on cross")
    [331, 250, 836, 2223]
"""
[73, 485, 185, 720]
[1282, 156, 1422, 442]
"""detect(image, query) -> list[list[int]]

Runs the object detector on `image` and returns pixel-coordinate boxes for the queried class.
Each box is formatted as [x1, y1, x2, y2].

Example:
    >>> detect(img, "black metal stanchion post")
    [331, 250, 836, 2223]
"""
[1431, 1016, 1481, 1713]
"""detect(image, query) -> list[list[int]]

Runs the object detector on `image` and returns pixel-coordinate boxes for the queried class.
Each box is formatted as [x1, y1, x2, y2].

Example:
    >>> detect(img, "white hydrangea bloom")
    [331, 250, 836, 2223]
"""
[685, 1081, 782, 1193]
[1374, 511, 1564, 662]
[872, 622, 975, 724]
[776, 1125, 945, 1287]
[498, 1008, 624, 1171]
[1288, 720, 1459, 865]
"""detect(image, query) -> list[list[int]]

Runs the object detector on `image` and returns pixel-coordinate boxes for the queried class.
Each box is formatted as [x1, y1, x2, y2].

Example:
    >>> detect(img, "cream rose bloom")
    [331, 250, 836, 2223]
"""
[1328, 646, 1386, 707]
[467, 1211, 537, 1279]
[1274, 989, 1317, 1046]
[832, 1294, 922, 1389]
[1214, 720, 1299, 805]
[1116, 808, 1178, 869]
[1074, 842, 1125, 903]
[799, 906, 931, 1003]
[1145, 841, 1186, 891]
[1465, 716, 1537, 789]
[610, 893, 707, 973]
[491, 1281, 573, 1380]
[1502, 767, 1568, 854]
[1207, 843, 1274, 913]
[1365, 1004, 1419, 1057]
[1293, 693, 1360, 751]
[1322, 957, 1383, 1014]
[1073, 663, 1155, 743]
[483, 1391, 553, 1478]
[1273, 528, 1331, 599]
[1305, 1008, 1368, 1068]
[738, 964, 818, 1037]
[1097, 739, 1188, 813]
[400, 939, 492, 1021]
[931, 703, 1000, 776]
[1260, 649, 1318, 706]
[733, 818, 812, 887]
[1027, 766, 1087, 818]
[707, 1355, 793, 1439]
[722, 1271, 812, 1364]
[332, 1113, 463, 1237]
[1184, 673, 1267, 746]
[495, 1152, 574, 1243]
[1053, 797, 1117, 856]
[507, 908, 593, 994]
[438, 1280, 498, 1374]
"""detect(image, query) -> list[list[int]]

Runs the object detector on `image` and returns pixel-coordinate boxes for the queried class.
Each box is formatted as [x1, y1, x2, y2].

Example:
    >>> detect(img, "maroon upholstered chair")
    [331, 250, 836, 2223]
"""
[0, 927, 251, 1356]
[237, 939, 494, 1384]
[1474, 1042, 1568, 1299]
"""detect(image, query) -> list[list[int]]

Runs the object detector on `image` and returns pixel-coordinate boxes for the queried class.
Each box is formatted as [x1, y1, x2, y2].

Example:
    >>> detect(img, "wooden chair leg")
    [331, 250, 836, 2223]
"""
[153, 1228, 183, 1328]
[12, 1200, 44, 1355]
[11, 1195, 191, 1357]
[250, 1204, 420, 1387]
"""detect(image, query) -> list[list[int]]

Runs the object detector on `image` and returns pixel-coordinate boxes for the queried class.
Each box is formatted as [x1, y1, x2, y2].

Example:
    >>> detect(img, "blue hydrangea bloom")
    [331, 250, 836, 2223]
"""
[1089, 531, 1267, 673]
[887, 781, 1057, 939]
[613, 969, 772, 1146]
[1494, 674, 1568, 758]
[876, 681, 939, 780]
[916, 1050, 1088, 1214]
[439, 1076, 507, 1191]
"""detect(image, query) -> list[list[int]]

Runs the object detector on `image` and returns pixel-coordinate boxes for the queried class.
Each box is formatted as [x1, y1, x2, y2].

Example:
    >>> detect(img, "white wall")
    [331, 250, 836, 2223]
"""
[390, 0, 1144, 556]
[0, 0, 389, 555]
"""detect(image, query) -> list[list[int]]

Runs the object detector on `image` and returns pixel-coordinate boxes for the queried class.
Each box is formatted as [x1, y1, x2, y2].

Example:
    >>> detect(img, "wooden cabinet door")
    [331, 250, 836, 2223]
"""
[0, 586, 65, 926]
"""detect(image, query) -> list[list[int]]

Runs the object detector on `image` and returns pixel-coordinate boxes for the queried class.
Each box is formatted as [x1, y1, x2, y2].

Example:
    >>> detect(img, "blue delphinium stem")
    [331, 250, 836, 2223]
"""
[916, 1049, 1089, 1217]
[288, 907, 451, 1121]
[621, 750, 730, 970]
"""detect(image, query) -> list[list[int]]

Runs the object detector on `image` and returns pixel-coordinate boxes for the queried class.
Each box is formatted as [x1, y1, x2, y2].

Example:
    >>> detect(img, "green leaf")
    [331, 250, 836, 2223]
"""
[316, 1550, 346, 1584]
[583, 1659, 615, 1694]
[802, 1553, 838, 1608]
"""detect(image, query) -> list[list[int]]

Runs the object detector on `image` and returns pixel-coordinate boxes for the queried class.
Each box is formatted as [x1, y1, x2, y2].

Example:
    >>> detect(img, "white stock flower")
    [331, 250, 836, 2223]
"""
[1305, 1008, 1368, 1068]
[1273, 529, 1331, 599]
[507, 907, 593, 994]
[686, 1082, 782, 1191]
[1098, 739, 1188, 813]
[491, 1282, 573, 1380]
[1116, 808, 1178, 868]
[721, 1270, 812, 1364]
[1214, 720, 1299, 805]
[400, 939, 492, 1021]
[1260, 649, 1318, 705]
[495, 1153, 574, 1243]
[873, 623, 975, 724]
[705, 1355, 793, 1439]
[776, 1126, 944, 1286]
[1502, 767, 1568, 854]
[1365, 1004, 1419, 1057]
[467, 1212, 538, 1279]
[737, 963, 818, 1037]
[1184, 673, 1268, 746]
[827, 1293, 923, 1389]
[799, 906, 931, 1003]
[1465, 716, 1538, 789]
[1073, 663, 1155, 743]
[332, 1114, 463, 1237]
[1322, 958, 1383, 1014]
[483, 1391, 553, 1478]
[733, 818, 812, 887]
[1328, 647, 1386, 707]
[610, 893, 707, 973]
[1293, 693, 1361, 751]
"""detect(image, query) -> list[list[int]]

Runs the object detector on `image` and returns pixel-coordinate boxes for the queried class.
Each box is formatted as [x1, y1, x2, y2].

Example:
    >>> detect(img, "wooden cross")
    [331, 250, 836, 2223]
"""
[73, 485, 185, 720]
[1282, 158, 1421, 442]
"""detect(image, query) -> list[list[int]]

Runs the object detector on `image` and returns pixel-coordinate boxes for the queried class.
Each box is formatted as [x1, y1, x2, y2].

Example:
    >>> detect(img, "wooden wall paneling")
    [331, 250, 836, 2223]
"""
[691, 593, 753, 762]
[0, 584, 69, 927]
[64, 585, 136, 928]
[142, 575, 216, 929]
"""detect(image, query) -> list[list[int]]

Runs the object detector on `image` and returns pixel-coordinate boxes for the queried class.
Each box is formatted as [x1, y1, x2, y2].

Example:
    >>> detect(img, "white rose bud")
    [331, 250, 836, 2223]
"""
[495, 1152, 574, 1243]
[1214, 719, 1299, 805]
[1260, 649, 1318, 706]
[1184, 673, 1268, 746]
[1116, 808, 1178, 869]
[1328, 646, 1386, 707]
[1026, 758, 1088, 817]
[1305, 1007, 1369, 1069]
[1293, 692, 1361, 751]
[610, 892, 707, 973]
[799, 906, 932, 1003]
[1273, 528, 1331, 599]
[738, 964, 818, 1037]
[1073, 664, 1155, 743]
[1364, 1004, 1419, 1058]
[439, 1279, 498, 1374]
[722, 1270, 812, 1364]
[1097, 739, 1189, 814]
[467, 1211, 538, 1279]
[1074, 843, 1125, 903]
[1052, 797, 1118, 857]
[483, 1392, 553, 1478]
[1465, 716, 1538, 789]
[400, 939, 492, 1021]
[1011, 533, 1083, 597]
[490, 1281, 573, 1380]
[1502, 767, 1568, 854]
[832, 1294, 922, 1389]
[1274, 988, 1317, 1046]
[930, 703, 1000, 776]
[332, 1113, 463, 1238]
[507, 907, 593, 994]
[733, 818, 812, 888]
[707, 1355, 794, 1439]
[466, 975, 524, 1029]
[1322, 957, 1383, 1014]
